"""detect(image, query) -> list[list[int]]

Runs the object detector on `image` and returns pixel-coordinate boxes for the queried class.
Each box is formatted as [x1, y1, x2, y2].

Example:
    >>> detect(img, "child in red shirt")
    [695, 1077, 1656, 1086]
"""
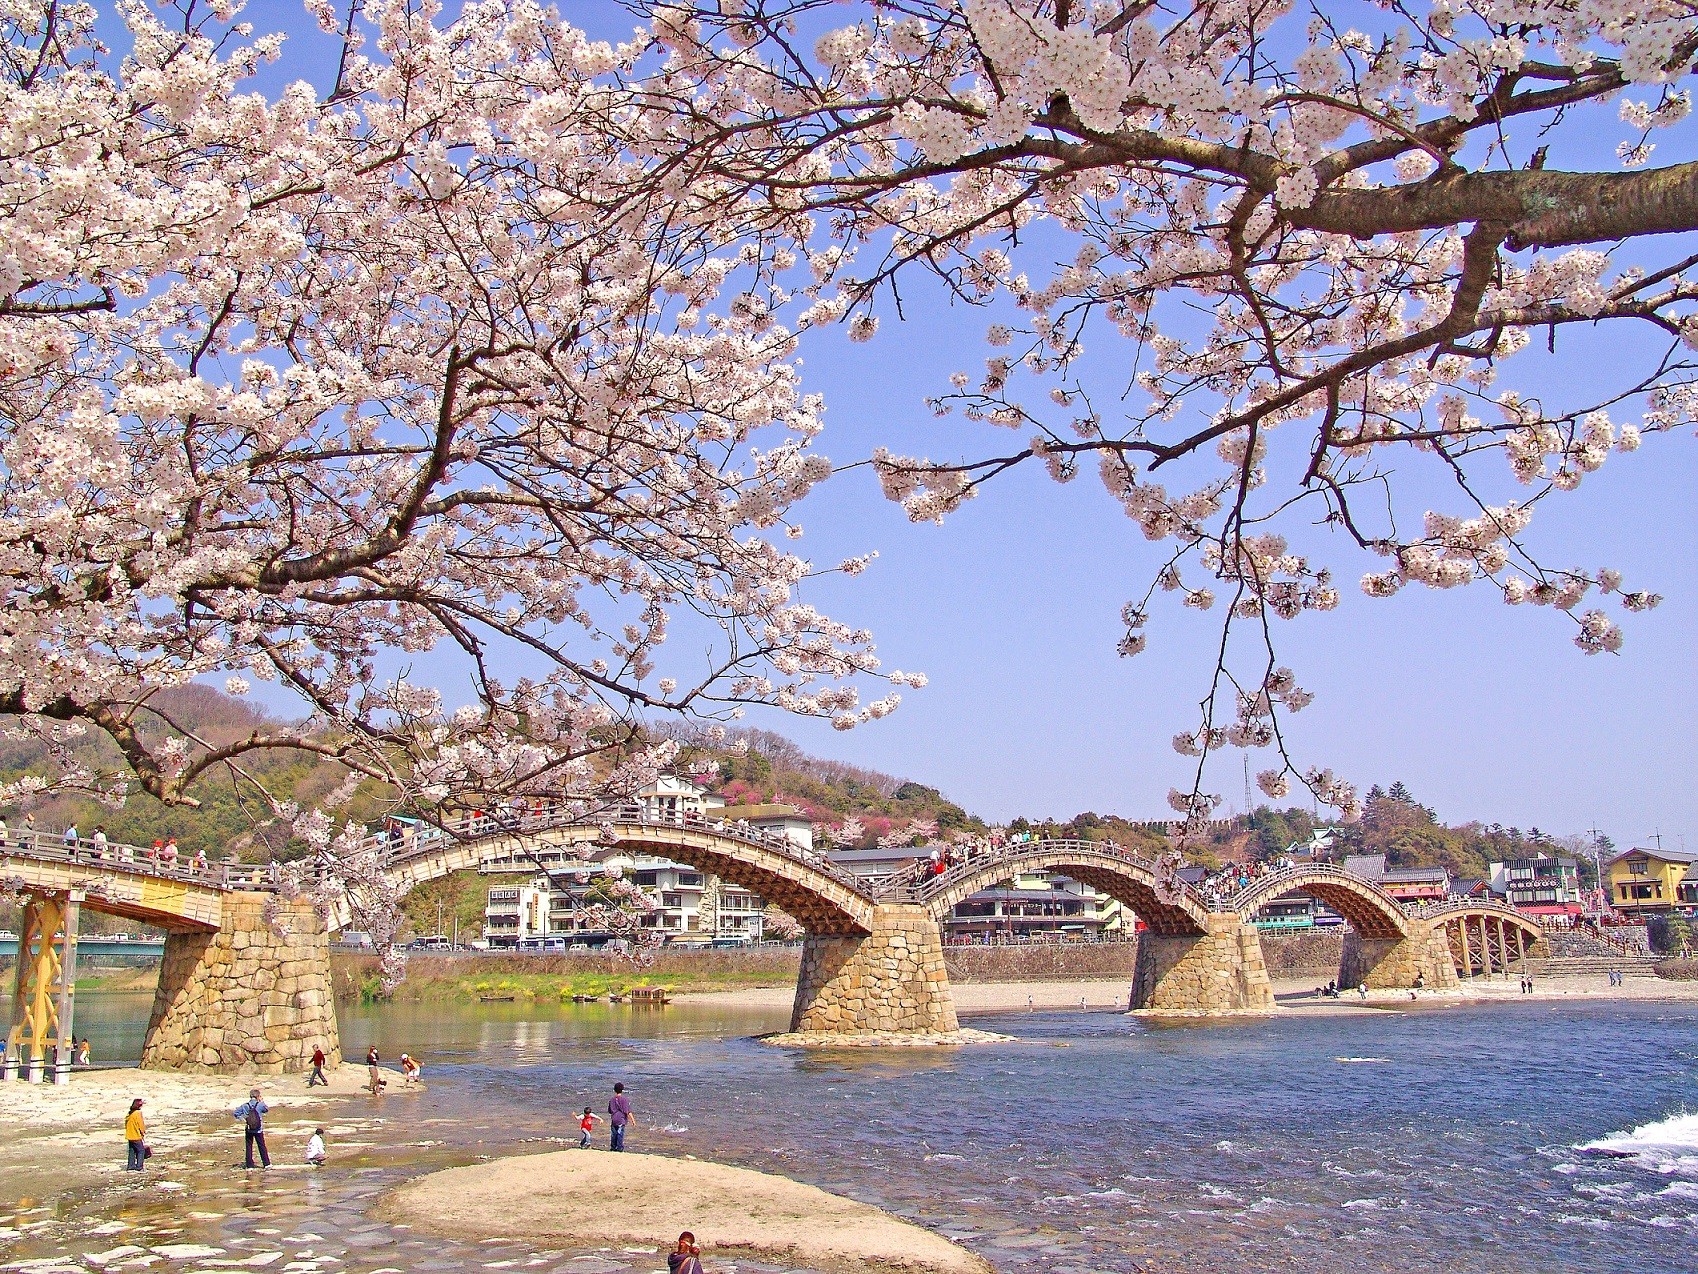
[578, 1106, 600, 1148]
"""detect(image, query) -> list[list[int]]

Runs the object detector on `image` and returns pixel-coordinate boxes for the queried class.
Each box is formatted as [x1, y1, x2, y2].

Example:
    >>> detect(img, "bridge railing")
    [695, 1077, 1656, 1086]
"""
[883, 837, 1208, 911]
[1222, 863, 1360, 914]
[0, 831, 286, 891]
[1, 802, 878, 903]
[1409, 896, 1539, 924]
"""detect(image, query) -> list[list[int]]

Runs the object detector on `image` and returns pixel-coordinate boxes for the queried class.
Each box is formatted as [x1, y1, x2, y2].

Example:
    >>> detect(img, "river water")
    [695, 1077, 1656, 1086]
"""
[5, 994, 1696, 1274]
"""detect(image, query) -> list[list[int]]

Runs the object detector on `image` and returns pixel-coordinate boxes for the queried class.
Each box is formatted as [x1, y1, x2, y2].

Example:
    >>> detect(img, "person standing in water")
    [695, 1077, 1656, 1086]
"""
[608, 1082, 633, 1151]
[366, 1046, 384, 1094]
[232, 1088, 271, 1168]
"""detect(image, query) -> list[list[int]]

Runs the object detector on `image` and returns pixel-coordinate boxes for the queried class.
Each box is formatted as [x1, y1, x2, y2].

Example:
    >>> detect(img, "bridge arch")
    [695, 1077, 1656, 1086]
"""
[1230, 866, 1409, 941]
[365, 817, 878, 936]
[1418, 900, 1546, 977]
[913, 840, 1212, 936]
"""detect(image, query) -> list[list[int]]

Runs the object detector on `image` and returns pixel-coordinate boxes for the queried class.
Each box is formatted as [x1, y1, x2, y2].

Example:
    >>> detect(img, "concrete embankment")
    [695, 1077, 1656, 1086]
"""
[330, 943, 1150, 1003]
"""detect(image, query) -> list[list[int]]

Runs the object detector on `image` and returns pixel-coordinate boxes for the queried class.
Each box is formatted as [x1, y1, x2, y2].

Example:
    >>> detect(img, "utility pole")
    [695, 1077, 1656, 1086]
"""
[1243, 755, 1252, 818]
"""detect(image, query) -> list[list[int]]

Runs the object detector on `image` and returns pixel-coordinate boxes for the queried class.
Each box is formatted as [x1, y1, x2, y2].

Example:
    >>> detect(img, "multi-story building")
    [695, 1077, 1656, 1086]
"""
[1339, 853, 1450, 904]
[481, 777, 781, 946]
[482, 851, 771, 946]
[483, 880, 549, 945]
[1607, 846, 1698, 916]
[1489, 853, 1583, 917]
[1380, 865, 1450, 904]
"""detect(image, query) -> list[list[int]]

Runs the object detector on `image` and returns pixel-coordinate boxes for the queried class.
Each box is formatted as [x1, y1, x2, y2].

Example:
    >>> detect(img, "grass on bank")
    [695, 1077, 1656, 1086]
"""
[331, 950, 803, 1004]
[345, 968, 796, 1005]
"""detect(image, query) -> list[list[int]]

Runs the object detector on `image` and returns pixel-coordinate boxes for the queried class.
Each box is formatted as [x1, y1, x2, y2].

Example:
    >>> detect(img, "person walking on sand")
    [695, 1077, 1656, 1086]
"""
[307, 1044, 329, 1087]
[233, 1088, 271, 1168]
[608, 1082, 633, 1152]
[578, 1106, 601, 1148]
[668, 1232, 705, 1274]
[124, 1099, 147, 1171]
[305, 1127, 327, 1167]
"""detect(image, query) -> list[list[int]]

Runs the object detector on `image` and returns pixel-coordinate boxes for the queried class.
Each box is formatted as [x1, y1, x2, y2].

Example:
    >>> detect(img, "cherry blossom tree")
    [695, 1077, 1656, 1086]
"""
[825, 815, 866, 846]
[0, 1, 912, 832]
[761, 904, 804, 940]
[603, 0, 1695, 835]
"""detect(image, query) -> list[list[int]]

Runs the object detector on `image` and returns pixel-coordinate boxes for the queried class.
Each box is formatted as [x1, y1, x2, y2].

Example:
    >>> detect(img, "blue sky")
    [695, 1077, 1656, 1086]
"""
[193, 2, 1695, 847]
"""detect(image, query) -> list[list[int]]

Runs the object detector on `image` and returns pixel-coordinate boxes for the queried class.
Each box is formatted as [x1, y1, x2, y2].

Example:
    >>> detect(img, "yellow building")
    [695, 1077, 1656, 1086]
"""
[1607, 846, 1698, 915]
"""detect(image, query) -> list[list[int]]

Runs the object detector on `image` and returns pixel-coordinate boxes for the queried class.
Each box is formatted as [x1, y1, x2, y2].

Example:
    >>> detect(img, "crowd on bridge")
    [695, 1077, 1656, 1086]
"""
[1195, 855, 1298, 907]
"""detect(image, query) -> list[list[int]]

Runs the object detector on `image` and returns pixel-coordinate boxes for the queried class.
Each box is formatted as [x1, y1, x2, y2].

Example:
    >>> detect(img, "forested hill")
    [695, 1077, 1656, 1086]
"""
[0, 685, 386, 860]
[0, 690, 1593, 881]
[662, 726, 987, 849]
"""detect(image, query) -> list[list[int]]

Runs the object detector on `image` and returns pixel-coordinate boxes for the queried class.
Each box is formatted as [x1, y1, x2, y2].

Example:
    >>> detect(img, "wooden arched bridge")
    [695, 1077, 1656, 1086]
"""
[4, 818, 1552, 1075]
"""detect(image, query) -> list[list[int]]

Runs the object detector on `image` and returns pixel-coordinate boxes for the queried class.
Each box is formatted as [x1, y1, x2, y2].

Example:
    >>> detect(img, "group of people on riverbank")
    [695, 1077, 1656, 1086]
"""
[363, 1044, 423, 1093]
[578, 1081, 634, 1150]
[120, 1088, 326, 1172]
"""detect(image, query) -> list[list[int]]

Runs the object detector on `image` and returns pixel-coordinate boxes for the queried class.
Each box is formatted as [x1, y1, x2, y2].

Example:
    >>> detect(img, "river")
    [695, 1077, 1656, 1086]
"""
[5, 993, 1696, 1273]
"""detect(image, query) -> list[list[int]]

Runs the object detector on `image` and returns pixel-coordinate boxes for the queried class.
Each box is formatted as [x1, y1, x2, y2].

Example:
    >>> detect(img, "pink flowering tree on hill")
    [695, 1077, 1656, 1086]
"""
[602, 0, 1695, 839]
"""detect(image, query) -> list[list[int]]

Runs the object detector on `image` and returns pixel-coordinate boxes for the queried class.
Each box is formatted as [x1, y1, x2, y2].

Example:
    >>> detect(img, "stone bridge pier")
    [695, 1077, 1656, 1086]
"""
[1338, 917, 1461, 992]
[790, 904, 959, 1035]
[142, 893, 341, 1073]
[1129, 914, 1276, 1015]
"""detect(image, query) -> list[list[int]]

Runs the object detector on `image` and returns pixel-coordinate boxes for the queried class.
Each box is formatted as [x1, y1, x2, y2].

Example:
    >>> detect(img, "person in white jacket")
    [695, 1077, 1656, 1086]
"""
[305, 1128, 327, 1167]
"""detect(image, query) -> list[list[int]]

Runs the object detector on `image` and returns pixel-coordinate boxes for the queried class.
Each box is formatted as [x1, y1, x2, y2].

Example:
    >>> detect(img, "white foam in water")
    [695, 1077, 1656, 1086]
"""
[1580, 1112, 1698, 1179]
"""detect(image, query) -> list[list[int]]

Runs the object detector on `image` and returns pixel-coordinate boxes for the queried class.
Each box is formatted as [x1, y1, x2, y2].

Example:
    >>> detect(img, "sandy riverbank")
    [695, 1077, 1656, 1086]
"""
[676, 971, 1698, 1015]
[672, 977, 1137, 1013]
[1271, 971, 1698, 1012]
[0, 1061, 383, 1201]
[379, 1149, 993, 1274]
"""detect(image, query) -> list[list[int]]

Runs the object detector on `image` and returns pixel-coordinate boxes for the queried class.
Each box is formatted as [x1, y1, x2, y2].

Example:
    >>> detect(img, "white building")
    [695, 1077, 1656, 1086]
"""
[640, 774, 726, 822]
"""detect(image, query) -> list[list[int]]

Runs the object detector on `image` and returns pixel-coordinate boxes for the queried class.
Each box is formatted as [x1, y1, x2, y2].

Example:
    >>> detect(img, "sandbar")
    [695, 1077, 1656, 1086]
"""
[378, 1149, 993, 1274]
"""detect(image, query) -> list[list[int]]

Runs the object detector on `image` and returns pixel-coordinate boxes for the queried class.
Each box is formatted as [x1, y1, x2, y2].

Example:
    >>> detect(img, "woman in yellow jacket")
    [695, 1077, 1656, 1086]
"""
[124, 1099, 146, 1171]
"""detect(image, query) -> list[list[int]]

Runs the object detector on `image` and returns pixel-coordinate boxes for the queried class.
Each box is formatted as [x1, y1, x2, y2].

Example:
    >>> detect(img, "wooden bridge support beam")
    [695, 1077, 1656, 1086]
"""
[790, 905, 959, 1035]
[141, 893, 340, 1074]
[1129, 914, 1275, 1015]
[1339, 918, 1462, 992]
[2, 891, 79, 1084]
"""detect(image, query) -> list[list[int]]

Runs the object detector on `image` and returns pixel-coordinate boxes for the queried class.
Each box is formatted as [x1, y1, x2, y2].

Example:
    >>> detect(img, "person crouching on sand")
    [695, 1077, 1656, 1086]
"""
[668, 1232, 705, 1274]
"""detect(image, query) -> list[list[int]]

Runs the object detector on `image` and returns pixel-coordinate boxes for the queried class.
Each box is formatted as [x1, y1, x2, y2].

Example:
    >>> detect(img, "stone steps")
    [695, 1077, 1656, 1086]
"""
[1527, 956, 1664, 976]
